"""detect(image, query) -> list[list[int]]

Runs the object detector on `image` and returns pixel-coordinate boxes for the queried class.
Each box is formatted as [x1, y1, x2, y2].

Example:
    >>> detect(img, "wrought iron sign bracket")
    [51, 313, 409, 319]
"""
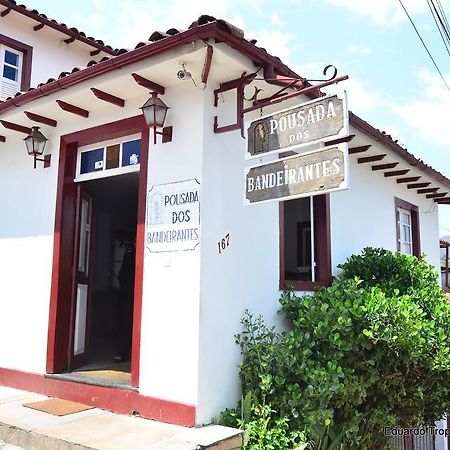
[213, 65, 348, 138]
[213, 72, 256, 137]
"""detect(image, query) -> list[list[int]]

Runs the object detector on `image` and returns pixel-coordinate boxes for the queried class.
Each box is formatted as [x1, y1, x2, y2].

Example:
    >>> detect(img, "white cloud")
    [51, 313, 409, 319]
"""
[346, 44, 372, 55]
[252, 30, 296, 64]
[324, 0, 428, 26]
[331, 78, 386, 114]
[393, 68, 450, 147]
[269, 12, 286, 27]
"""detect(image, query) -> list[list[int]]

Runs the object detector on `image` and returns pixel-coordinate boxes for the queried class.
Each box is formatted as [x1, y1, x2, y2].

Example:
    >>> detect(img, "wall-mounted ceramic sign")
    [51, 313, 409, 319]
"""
[244, 144, 348, 205]
[146, 179, 200, 252]
[246, 92, 348, 159]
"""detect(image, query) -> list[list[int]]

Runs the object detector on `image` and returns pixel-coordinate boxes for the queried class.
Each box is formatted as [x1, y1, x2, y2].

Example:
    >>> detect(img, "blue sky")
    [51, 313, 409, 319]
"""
[27, 0, 450, 237]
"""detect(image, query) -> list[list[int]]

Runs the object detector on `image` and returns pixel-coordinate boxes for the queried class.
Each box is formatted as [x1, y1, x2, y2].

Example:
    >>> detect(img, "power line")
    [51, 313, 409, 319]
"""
[397, 0, 450, 92]
[427, 0, 450, 55]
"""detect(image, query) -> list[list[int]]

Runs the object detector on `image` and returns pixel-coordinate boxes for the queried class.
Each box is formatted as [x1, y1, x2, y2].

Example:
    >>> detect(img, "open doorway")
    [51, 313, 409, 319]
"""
[70, 172, 139, 387]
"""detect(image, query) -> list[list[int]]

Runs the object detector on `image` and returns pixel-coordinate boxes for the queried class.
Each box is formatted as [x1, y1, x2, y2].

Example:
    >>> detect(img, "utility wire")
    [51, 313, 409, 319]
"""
[436, 0, 450, 37]
[397, 0, 450, 92]
[427, 0, 450, 55]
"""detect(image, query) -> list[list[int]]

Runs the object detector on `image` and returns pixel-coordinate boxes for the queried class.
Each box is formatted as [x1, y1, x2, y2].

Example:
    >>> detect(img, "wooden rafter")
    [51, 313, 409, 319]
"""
[33, 23, 45, 31]
[91, 88, 125, 107]
[435, 198, 450, 203]
[407, 182, 430, 189]
[90, 49, 101, 56]
[0, 120, 31, 134]
[358, 154, 386, 164]
[372, 162, 399, 171]
[24, 111, 57, 127]
[325, 134, 355, 146]
[426, 192, 447, 199]
[0, 135, 5, 143]
[397, 176, 421, 184]
[417, 187, 439, 194]
[1, 8, 11, 17]
[56, 100, 89, 118]
[131, 73, 165, 94]
[348, 145, 371, 155]
[64, 37, 76, 44]
[384, 169, 409, 177]
[201, 45, 214, 84]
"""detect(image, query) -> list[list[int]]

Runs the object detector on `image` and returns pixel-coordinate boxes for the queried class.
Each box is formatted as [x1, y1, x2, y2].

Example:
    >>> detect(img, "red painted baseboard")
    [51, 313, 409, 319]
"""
[0, 367, 195, 426]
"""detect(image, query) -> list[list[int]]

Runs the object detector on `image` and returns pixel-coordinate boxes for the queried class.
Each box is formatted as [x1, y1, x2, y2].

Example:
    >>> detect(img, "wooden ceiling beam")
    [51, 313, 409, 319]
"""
[384, 169, 409, 177]
[435, 198, 450, 204]
[417, 187, 439, 194]
[131, 73, 165, 95]
[56, 100, 89, 118]
[64, 37, 76, 44]
[24, 111, 57, 127]
[407, 182, 430, 189]
[397, 176, 421, 184]
[33, 23, 45, 31]
[372, 162, 399, 171]
[0, 120, 31, 134]
[1, 8, 11, 17]
[201, 45, 214, 84]
[358, 154, 386, 164]
[0, 135, 6, 143]
[325, 134, 355, 146]
[91, 88, 125, 107]
[426, 192, 447, 199]
[90, 49, 101, 56]
[349, 145, 371, 155]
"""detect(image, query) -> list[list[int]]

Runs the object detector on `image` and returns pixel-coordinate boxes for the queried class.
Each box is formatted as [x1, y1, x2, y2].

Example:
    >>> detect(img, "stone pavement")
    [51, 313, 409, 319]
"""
[0, 387, 242, 450]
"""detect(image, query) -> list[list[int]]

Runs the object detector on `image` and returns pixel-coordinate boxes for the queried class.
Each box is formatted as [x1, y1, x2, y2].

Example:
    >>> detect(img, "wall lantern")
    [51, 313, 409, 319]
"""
[24, 126, 51, 169]
[140, 92, 173, 144]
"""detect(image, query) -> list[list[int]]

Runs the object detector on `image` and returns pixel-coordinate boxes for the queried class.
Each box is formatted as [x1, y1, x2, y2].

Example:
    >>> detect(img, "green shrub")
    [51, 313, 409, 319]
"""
[223, 248, 450, 449]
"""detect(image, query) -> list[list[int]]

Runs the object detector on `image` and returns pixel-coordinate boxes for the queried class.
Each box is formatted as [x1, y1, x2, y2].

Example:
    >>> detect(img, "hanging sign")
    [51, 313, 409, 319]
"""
[246, 92, 348, 159]
[245, 144, 348, 205]
[146, 179, 200, 252]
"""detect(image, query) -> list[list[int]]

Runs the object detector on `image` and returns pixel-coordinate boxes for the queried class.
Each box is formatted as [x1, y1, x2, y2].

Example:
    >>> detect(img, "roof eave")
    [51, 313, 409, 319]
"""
[0, 21, 299, 115]
[349, 112, 450, 190]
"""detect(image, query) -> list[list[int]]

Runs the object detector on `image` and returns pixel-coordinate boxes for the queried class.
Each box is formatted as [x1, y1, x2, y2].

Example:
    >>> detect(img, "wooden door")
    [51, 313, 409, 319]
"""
[67, 186, 93, 370]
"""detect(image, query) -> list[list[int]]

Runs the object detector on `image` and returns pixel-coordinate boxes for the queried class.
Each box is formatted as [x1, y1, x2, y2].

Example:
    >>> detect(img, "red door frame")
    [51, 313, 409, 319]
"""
[46, 115, 149, 388]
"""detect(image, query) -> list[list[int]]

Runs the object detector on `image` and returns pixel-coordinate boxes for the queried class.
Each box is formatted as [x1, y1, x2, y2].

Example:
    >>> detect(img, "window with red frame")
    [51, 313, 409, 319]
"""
[280, 194, 331, 291]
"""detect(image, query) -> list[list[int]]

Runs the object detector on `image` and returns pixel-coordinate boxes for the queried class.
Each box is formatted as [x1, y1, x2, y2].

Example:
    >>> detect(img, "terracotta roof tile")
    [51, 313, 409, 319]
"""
[0, 0, 118, 54]
[0, 12, 448, 191]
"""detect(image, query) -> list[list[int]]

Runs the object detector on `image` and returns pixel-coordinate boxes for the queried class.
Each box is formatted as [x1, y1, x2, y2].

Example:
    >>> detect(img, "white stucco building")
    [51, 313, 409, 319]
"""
[0, 3, 449, 447]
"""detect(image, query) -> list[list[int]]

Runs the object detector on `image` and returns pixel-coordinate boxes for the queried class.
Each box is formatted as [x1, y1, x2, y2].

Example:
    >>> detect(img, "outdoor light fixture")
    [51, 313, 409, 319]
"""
[24, 126, 51, 169]
[140, 92, 173, 144]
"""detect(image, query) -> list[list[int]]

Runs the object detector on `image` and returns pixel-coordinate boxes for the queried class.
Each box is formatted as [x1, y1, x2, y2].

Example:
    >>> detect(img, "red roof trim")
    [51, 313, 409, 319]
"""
[0, 0, 116, 55]
[0, 22, 298, 114]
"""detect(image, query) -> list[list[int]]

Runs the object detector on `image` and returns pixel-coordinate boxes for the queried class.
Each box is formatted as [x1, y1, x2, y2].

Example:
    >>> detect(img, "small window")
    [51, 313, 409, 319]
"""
[0, 35, 32, 99]
[395, 197, 420, 257]
[0, 45, 22, 98]
[280, 194, 331, 291]
[75, 136, 141, 181]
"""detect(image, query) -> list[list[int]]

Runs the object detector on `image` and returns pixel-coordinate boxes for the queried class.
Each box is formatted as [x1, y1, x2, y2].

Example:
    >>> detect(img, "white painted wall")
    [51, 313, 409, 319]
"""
[1, 13, 105, 91]
[0, 131, 59, 373]
[330, 127, 441, 273]
[138, 83, 204, 406]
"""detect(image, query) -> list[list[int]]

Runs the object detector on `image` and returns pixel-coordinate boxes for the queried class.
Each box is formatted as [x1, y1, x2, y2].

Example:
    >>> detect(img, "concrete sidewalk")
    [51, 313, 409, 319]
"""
[0, 387, 242, 450]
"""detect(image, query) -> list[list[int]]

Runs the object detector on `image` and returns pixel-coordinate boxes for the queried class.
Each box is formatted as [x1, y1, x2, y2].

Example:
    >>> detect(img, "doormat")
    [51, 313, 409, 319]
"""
[23, 398, 95, 416]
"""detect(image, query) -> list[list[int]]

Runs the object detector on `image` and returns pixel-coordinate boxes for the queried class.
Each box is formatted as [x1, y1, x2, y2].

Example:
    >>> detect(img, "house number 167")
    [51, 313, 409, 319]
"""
[218, 233, 230, 254]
